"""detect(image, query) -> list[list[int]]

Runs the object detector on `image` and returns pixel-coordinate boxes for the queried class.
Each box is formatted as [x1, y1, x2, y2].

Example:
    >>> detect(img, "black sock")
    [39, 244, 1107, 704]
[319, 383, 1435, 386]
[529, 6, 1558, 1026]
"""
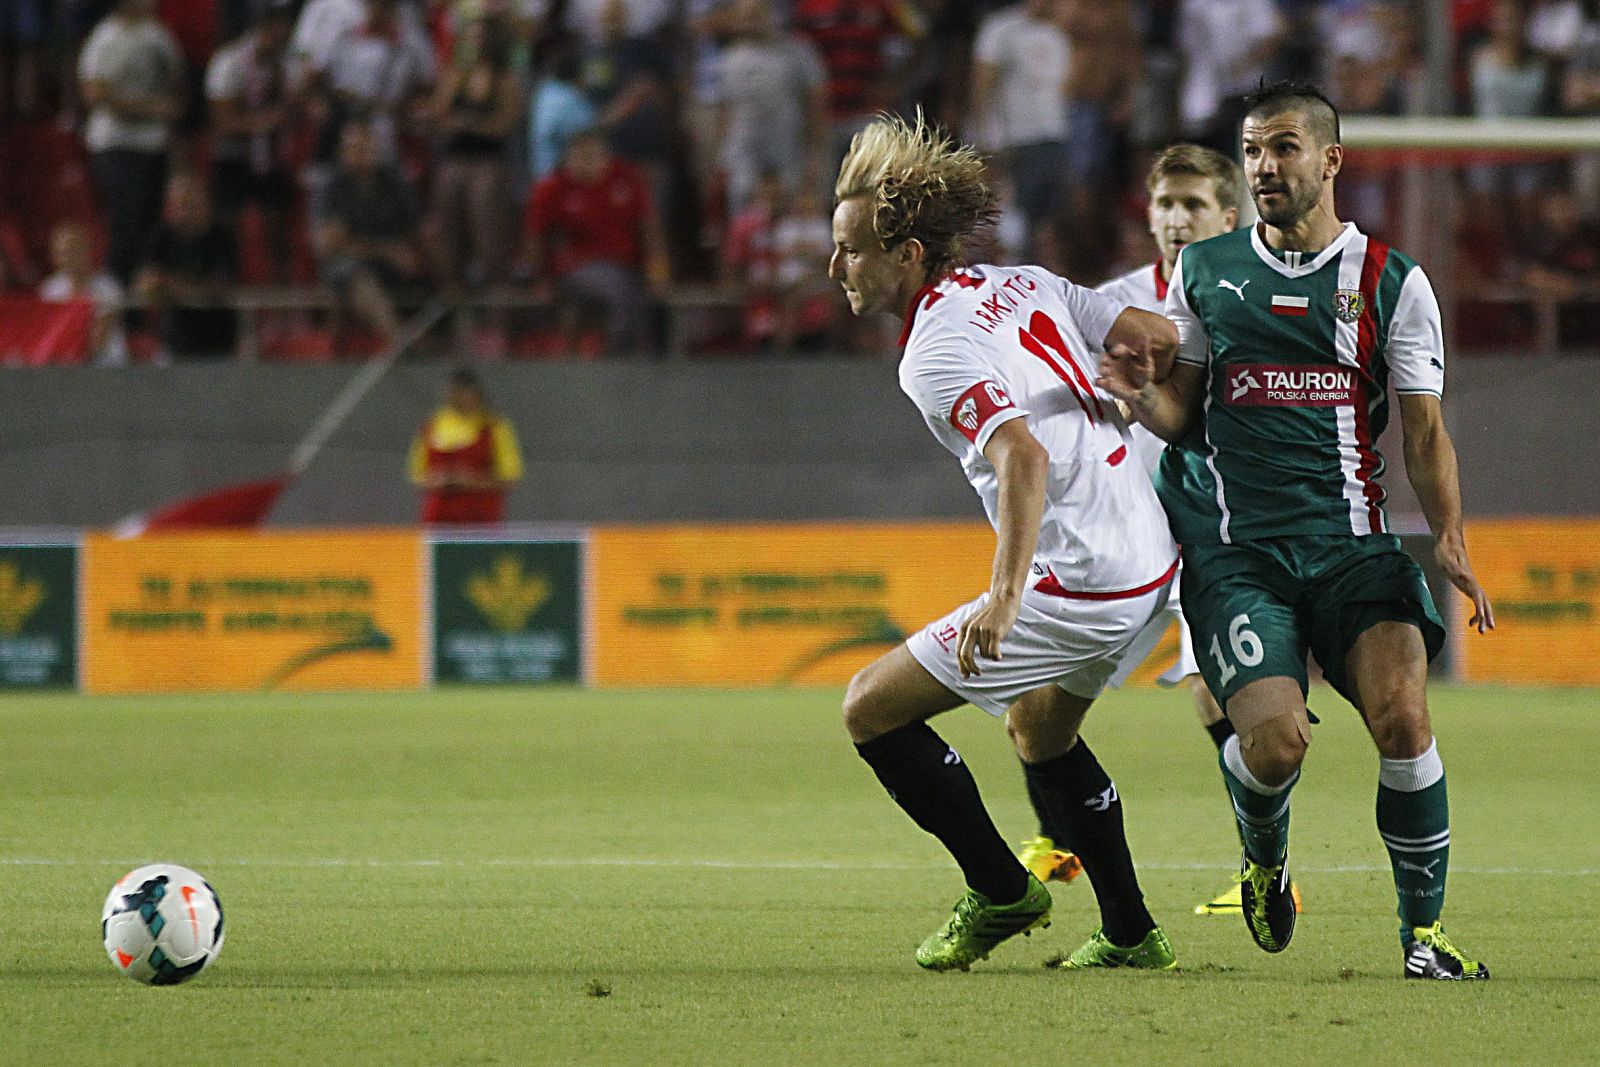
[1022, 740, 1154, 946]
[1023, 763, 1058, 841]
[1205, 718, 1236, 750]
[855, 723, 1028, 904]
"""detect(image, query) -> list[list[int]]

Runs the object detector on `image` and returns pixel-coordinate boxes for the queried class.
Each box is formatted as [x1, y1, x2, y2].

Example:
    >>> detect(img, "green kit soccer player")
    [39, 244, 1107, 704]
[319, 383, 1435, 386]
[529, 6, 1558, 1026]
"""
[1099, 81, 1496, 980]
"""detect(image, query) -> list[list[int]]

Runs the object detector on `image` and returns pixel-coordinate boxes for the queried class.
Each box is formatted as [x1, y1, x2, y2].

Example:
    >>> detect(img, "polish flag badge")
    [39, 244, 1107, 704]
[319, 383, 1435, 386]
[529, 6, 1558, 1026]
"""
[1271, 294, 1310, 317]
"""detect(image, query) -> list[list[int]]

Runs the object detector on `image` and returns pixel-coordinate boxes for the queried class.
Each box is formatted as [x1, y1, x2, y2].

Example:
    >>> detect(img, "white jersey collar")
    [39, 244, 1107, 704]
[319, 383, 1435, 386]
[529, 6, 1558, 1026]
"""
[1250, 220, 1358, 278]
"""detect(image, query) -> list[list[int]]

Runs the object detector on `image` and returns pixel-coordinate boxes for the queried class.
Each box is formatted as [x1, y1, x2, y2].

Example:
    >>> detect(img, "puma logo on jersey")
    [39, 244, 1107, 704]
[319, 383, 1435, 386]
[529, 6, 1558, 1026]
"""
[1218, 278, 1250, 300]
[1084, 783, 1118, 811]
[1398, 858, 1441, 880]
[944, 748, 963, 766]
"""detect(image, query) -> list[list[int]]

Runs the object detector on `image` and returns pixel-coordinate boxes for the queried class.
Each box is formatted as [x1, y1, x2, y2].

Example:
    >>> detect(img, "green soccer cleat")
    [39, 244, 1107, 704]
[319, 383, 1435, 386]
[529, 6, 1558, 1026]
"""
[1017, 835, 1084, 885]
[1045, 926, 1178, 970]
[915, 874, 1052, 972]
[1404, 923, 1490, 980]
[1237, 850, 1297, 953]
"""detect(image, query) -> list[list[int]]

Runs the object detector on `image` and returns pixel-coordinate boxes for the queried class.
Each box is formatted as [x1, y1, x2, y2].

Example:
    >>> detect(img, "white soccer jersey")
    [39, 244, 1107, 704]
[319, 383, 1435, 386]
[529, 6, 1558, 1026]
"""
[1095, 261, 1169, 474]
[899, 264, 1178, 597]
[1094, 259, 1200, 689]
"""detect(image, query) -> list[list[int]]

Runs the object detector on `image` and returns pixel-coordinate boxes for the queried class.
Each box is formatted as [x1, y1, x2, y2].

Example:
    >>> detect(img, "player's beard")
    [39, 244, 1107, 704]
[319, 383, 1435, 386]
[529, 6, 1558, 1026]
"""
[1253, 180, 1319, 230]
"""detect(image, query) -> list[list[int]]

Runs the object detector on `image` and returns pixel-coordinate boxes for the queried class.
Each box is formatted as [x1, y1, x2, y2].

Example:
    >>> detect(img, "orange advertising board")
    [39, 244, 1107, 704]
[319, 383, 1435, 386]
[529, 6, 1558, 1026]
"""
[1459, 518, 1600, 685]
[589, 522, 1152, 687]
[82, 530, 427, 693]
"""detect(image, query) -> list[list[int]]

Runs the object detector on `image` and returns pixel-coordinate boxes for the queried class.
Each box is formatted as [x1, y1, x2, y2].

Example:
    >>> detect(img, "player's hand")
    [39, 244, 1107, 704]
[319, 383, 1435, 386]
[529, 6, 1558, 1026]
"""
[1436, 533, 1495, 633]
[1096, 343, 1157, 407]
[956, 592, 1020, 679]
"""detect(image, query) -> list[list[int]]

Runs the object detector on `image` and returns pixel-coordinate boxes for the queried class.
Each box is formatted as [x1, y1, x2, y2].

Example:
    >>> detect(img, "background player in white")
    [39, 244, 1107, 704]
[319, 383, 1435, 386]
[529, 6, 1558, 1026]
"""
[1017, 143, 1301, 916]
[832, 112, 1184, 972]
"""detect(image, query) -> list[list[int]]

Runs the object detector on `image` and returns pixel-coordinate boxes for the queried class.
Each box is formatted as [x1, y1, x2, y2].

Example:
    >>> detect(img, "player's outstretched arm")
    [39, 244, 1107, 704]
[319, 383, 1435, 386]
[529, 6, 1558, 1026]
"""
[1398, 392, 1495, 634]
[1096, 348, 1204, 444]
[1106, 306, 1179, 383]
[955, 418, 1048, 679]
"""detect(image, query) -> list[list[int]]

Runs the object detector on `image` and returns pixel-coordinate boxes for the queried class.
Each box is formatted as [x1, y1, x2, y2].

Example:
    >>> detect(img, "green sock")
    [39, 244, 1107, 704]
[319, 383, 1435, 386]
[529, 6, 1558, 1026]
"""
[1219, 735, 1295, 865]
[1377, 740, 1449, 942]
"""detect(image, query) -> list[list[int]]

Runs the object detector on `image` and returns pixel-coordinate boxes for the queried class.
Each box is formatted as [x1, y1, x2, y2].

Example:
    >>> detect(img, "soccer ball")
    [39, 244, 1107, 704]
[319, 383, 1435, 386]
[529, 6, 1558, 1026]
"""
[101, 864, 225, 985]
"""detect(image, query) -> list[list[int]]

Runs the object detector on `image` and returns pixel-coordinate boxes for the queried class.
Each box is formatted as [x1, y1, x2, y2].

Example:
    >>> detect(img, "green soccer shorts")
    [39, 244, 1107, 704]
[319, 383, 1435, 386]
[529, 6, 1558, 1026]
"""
[1180, 534, 1446, 708]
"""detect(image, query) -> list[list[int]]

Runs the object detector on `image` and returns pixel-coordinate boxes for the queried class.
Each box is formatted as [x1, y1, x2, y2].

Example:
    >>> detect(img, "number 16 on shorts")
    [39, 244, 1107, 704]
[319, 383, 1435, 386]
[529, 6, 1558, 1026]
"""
[1207, 613, 1264, 689]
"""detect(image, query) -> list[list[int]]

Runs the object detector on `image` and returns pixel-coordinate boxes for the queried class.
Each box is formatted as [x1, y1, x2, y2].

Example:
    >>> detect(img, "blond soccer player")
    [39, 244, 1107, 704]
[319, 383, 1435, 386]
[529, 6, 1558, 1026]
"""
[833, 112, 1183, 972]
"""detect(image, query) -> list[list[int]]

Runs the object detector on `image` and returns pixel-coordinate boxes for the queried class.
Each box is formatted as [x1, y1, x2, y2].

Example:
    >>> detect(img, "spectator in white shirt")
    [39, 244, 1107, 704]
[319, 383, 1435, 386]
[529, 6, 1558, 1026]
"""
[39, 221, 129, 366]
[77, 0, 185, 284]
[1175, 0, 1286, 151]
[969, 0, 1071, 253]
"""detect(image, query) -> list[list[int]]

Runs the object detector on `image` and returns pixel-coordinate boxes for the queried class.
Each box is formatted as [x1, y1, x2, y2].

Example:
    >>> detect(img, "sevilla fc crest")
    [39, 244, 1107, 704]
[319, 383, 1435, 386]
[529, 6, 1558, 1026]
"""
[1333, 289, 1366, 324]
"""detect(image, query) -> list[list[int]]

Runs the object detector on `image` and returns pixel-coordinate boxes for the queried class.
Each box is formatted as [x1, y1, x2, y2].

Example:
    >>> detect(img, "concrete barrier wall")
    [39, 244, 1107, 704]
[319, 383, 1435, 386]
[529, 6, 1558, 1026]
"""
[0, 357, 1591, 527]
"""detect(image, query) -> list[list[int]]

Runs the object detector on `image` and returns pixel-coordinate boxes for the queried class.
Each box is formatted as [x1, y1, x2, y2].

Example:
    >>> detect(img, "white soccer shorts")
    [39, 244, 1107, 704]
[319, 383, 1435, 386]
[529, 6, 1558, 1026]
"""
[1106, 571, 1201, 690]
[907, 578, 1174, 717]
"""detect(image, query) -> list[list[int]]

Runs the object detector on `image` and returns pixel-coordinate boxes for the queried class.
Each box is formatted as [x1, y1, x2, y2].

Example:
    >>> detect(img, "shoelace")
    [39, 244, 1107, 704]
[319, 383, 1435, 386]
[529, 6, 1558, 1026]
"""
[1236, 863, 1283, 936]
[1415, 923, 1466, 962]
[941, 893, 982, 941]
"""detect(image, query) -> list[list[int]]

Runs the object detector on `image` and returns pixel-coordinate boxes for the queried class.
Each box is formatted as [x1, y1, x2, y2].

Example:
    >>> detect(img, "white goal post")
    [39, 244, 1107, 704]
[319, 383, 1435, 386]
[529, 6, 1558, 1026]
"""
[1336, 116, 1600, 356]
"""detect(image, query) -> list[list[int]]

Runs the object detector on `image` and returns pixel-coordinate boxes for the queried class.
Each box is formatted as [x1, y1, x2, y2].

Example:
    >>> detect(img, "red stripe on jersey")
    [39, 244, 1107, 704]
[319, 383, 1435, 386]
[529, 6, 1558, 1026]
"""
[1024, 310, 1105, 420]
[1018, 323, 1095, 421]
[899, 270, 984, 346]
[899, 279, 943, 347]
[1034, 556, 1180, 600]
[948, 379, 1017, 444]
[1152, 260, 1169, 302]
[1270, 303, 1309, 316]
[1352, 237, 1391, 533]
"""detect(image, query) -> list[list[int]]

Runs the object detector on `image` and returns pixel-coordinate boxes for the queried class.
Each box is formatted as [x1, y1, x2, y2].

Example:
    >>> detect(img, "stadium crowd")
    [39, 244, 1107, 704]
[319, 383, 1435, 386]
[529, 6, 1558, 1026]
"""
[0, 0, 1595, 361]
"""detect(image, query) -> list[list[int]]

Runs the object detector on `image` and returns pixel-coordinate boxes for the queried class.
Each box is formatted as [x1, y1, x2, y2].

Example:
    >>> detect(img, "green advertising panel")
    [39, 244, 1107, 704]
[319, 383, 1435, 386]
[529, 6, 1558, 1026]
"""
[0, 544, 76, 688]
[432, 540, 582, 683]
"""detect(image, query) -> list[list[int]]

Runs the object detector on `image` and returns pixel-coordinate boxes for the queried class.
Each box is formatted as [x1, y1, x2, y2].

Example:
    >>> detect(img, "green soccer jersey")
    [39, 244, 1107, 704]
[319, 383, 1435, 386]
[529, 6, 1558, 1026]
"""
[1156, 222, 1445, 545]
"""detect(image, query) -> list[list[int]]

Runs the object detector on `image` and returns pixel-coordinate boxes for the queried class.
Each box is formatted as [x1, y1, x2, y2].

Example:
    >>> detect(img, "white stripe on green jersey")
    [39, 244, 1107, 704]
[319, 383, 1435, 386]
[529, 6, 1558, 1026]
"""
[1159, 222, 1444, 544]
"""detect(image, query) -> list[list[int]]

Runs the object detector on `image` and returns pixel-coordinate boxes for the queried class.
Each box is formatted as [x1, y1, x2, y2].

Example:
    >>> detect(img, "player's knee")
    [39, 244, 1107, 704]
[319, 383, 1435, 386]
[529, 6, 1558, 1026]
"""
[841, 670, 885, 742]
[1241, 717, 1309, 787]
[1364, 686, 1431, 758]
[1005, 712, 1076, 764]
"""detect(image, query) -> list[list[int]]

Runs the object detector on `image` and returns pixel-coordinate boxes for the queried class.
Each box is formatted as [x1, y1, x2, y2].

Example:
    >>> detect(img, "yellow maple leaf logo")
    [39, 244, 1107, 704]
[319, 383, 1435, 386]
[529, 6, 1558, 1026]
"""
[466, 555, 551, 632]
[0, 561, 44, 636]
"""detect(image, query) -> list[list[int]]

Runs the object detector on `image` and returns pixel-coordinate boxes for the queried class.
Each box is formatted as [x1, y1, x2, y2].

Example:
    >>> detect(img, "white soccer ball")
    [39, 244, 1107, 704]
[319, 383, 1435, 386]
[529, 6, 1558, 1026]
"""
[101, 864, 225, 985]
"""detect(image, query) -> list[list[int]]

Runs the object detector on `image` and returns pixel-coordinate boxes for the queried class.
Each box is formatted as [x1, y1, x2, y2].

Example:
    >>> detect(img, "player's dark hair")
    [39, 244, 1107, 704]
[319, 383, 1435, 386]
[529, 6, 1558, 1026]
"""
[1241, 80, 1341, 147]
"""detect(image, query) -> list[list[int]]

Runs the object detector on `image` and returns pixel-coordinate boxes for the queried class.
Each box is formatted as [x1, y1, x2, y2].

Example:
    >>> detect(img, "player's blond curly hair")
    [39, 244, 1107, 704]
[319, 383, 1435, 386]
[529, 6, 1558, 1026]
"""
[834, 110, 997, 278]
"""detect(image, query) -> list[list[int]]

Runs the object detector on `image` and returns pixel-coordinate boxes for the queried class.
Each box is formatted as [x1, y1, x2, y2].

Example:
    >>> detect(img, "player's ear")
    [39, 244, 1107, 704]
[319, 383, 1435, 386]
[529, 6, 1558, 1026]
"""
[1323, 143, 1343, 182]
[897, 237, 925, 270]
[1223, 207, 1239, 231]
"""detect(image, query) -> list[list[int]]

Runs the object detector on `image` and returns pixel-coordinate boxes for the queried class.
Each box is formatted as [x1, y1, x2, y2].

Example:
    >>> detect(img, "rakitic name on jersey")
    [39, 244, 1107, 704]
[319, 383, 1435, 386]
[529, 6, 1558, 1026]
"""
[1226, 365, 1357, 407]
[964, 273, 1040, 334]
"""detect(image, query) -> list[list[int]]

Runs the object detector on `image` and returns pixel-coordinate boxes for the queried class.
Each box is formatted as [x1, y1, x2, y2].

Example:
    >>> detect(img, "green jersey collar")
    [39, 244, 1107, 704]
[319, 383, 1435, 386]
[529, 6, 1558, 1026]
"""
[1249, 220, 1359, 278]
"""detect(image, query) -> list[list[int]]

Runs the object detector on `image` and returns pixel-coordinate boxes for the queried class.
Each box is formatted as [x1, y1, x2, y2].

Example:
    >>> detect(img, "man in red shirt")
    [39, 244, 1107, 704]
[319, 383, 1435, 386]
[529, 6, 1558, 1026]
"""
[522, 128, 670, 356]
[409, 368, 523, 524]
[792, 0, 921, 168]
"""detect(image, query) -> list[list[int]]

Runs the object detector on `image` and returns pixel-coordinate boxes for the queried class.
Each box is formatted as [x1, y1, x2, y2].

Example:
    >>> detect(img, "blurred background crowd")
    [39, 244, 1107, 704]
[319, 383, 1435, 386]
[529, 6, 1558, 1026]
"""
[0, 0, 1595, 362]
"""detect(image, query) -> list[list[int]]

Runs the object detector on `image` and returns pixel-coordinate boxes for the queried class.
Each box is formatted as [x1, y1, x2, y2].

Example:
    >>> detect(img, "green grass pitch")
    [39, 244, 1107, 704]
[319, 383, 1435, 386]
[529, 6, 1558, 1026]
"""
[3, 684, 1597, 1064]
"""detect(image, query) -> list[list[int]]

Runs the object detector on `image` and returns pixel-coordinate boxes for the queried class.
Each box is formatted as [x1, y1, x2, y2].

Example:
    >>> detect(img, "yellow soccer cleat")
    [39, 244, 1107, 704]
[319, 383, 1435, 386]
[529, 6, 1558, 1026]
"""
[1016, 836, 1084, 884]
[1195, 880, 1302, 915]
